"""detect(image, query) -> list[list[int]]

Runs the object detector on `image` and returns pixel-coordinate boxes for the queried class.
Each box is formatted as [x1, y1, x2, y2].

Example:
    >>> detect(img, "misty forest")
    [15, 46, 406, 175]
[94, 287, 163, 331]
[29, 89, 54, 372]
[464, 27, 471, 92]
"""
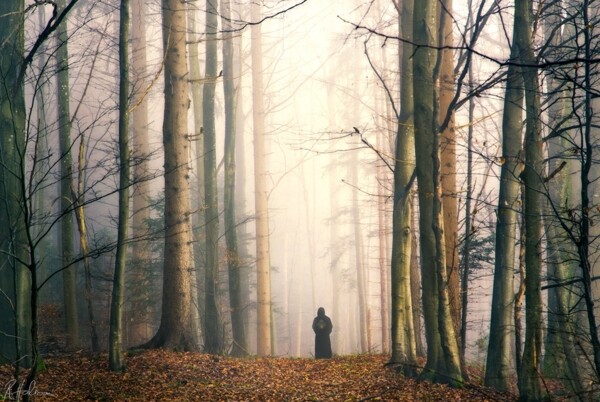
[2, 0, 600, 400]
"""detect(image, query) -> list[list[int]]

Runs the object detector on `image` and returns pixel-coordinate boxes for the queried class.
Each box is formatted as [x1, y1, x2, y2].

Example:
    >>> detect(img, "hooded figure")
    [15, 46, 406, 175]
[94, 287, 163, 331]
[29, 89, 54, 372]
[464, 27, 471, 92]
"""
[312, 307, 333, 359]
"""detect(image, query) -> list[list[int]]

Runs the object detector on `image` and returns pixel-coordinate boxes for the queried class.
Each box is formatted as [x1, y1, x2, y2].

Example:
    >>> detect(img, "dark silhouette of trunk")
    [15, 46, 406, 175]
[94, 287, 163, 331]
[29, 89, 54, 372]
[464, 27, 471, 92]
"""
[576, 0, 600, 384]
[0, 0, 30, 372]
[221, 0, 247, 356]
[57, 0, 80, 352]
[202, 0, 223, 354]
[517, 0, 544, 398]
[541, 3, 584, 394]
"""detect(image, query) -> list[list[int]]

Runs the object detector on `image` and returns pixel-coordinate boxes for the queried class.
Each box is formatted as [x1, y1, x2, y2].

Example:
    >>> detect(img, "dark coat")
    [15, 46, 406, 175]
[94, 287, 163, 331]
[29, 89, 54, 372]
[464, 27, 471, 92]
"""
[312, 307, 333, 359]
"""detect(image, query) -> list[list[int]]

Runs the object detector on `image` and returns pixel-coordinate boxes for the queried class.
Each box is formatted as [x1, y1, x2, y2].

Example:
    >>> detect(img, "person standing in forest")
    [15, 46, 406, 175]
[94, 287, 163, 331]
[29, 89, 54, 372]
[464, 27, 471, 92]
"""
[312, 307, 333, 359]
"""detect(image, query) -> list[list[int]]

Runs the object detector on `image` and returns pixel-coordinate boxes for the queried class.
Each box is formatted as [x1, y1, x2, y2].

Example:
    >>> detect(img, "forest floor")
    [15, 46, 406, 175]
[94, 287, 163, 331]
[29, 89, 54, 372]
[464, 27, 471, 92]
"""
[1, 350, 526, 401]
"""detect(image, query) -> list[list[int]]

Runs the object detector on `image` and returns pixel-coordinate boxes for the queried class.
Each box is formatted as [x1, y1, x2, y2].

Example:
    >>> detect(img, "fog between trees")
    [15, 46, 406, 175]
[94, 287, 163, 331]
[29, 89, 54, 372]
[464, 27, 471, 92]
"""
[2, 0, 600, 399]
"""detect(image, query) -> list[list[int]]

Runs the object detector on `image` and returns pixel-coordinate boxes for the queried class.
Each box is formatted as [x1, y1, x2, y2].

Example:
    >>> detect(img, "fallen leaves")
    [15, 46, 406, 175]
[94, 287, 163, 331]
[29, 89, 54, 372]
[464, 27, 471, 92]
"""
[0, 351, 517, 401]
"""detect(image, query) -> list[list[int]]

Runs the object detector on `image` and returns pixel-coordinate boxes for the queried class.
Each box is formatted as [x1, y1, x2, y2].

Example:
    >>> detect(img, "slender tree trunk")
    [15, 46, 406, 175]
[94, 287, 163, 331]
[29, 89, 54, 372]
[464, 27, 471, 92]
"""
[413, 0, 442, 378]
[376, 132, 390, 354]
[460, 63, 475, 377]
[187, 1, 206, 340]
[221, 0, 247, 357]
[325, 68, 343, 355]
[484, 3, 525, 389]
[232, 1, 252, 346]
[74, 137, 99, 352]
[544, 165, 584, 393]
[431, 9, 462, 384]
[128, 0, 153, 346]
[34, 6, 51, 308]
[577, 0, 600, 383]
[109, 0, 131, 372]
[389, 0, 417, 376]
[56, 0, 80, 352]
[0, 0, 30, 368]
[542, 4, 583, 393]
[351, 148, 369, 353]
[251, 1, 272, 356]
[202, 0, 223, 354]
[517, 1, 544, 398]
[438, 0, 460, 348]
[371, 0, 391, 354]
[299, 162, 318, 311]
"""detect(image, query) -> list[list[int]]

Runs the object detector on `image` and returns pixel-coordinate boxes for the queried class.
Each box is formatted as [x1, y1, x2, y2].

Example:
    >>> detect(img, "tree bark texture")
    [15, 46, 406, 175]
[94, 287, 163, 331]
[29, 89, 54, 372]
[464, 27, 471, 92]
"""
[437, 0, 460, 346]
[413, 0, 462, 385]
[389, 0, 417, 376]
[144, 0, 196, 351]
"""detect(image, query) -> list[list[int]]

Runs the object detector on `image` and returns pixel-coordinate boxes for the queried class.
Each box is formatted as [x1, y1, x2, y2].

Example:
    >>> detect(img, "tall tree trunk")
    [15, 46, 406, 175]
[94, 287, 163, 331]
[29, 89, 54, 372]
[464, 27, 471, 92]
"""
[128, 0, 153, 346]
[544, 155, 584, 393]
[460, 63, 474, 378]
[430, 8, 462, 385]
[74, 135, 99, 352]
[109, 0, 131, 372]
[484, 3, 525, 390]
[221, 0, 247, 357]
[438, 0, 460, 348]
[251, 1, 272, 356]
[389, 0, 417, 376]
[517, 0, 544, 398]
[413, 0, 442, 378]
[351, 149, 369, 353]
[542, 4, 584, 394]
[187, 0, 206, 341]
[233, 0, 252, 346]
[376, 131, 390, 354]
[413, 0, 462, 385]
[326, 73, 342, 355]
[143, 0, 197, 351]
[373, 14, 391, 352]
[576, 0, 600, 384]
[56, 0, 80, 352]
[0, 0, 30, 369]
[202, 0, 223, 354]
[34, 5, 51, 308]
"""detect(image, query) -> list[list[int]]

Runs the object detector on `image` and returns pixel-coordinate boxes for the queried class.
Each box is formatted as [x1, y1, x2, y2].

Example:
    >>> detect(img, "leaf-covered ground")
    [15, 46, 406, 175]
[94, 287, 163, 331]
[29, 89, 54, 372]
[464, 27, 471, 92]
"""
[1, 350, 518, 401]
